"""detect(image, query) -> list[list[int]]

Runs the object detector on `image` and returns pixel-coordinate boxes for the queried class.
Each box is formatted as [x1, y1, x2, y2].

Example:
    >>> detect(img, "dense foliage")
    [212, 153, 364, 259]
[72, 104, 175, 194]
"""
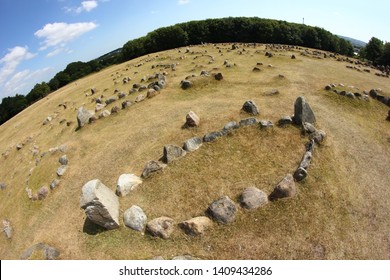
[360, 37, 390, 66]
[1, 17, 355, 125]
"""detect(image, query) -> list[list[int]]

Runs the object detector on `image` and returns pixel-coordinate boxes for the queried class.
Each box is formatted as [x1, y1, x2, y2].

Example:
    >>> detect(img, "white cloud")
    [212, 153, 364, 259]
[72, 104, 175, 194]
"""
[34, 22, 98, 56]
[178, 0, 190, 5]
[65, 1, 98, 13]
[0, 46, 36, 86]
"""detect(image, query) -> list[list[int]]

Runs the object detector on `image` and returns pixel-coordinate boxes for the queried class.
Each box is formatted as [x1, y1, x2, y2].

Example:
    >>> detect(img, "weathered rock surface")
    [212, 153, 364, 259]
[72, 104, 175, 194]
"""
[223, 121, 240, 131]
[37, 186, 49, 200]
[20, 243, 60, 260]
[80, 179, 120, 230]
[180, 80, 193, 89]
[259, 120, 273, 128]
[124, 205, 147, 232]
[77, 107, 94, 128]
[207, 196, 237, 224]
[239, 187, 268, 209]
[50, 179, 60, 190]
[56, 165, 67, 177]
[239, 117, 257, 126]
[179, 216, 213, 236]
[59, 155, 68, 165]
[293, 96, 316, 125]
[141, 160, 167, 178]
[183, 137, 203, 152]
[203, 131, 223, 142]
[269, 174, 296, 201]
[184, 111, 200, 127]
[293, 151, 312, 181]
[163, 144, 187, 164]
[146, 217, 175, 239]
[116, 174, 143, 197]
[242, 100, 259, 115]
[2, 219, 12, 239]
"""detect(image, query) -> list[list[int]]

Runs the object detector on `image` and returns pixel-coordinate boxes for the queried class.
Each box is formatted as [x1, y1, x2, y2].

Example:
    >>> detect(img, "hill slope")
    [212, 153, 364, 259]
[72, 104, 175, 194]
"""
[0, 43, 389, 260]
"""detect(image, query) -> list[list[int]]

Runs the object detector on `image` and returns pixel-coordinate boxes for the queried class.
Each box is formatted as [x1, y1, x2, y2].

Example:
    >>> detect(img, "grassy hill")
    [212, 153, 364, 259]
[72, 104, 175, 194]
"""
[0, 43, 389, 260]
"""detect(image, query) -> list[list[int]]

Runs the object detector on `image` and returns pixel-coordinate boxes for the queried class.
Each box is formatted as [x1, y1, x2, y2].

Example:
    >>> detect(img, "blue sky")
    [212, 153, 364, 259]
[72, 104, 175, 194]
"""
[1, 0, 389, 100]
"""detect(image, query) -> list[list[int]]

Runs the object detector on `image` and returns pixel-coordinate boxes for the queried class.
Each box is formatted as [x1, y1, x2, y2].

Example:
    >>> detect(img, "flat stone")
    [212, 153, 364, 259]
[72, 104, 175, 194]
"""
[239, 118, 257, 126]
[56, 165, 67, 177]
[2, 219, 12, 239]
[20, 243, 60, 260]
[163, 144, 187, 164]
[259, 120, 273, 128]
[98, 110, 111, 118]
[278, 116, 293, 127]
[50, 179, 60, 190]
[223, 121, 240, 131]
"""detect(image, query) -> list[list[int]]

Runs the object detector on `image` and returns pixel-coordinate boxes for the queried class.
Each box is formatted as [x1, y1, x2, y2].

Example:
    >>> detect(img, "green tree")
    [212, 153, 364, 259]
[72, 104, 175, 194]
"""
[361, 37, 383, 63]
[378, 42, 390, 66]
[0, 94, 28, 124]
[26, 82, 51, 104]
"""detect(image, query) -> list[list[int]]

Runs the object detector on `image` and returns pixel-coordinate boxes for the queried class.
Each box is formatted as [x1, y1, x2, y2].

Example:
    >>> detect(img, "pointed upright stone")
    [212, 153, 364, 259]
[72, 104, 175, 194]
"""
[293, 96, 316, 125]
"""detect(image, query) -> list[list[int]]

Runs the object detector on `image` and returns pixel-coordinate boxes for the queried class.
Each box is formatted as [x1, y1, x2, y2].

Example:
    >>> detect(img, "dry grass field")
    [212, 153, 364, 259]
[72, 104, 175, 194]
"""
[0, 43, 389, 259]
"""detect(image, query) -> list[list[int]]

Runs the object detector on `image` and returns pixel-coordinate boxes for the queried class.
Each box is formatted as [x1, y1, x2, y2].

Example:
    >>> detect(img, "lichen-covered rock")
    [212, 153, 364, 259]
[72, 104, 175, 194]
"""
[146, 217, 175, 239]
[163, 145, 187, 164]
[207, 196, 237, 224]
[179, 216, 213, 236]
[269, 174, 296, 201]
[293, 96, 316, 125]
[80, 179, 120, 230]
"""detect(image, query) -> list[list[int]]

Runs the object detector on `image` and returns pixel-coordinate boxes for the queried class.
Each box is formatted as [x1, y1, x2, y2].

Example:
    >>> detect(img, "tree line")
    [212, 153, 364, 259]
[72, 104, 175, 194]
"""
[359, 37, 390, 66]
[0, 16, 361, 125]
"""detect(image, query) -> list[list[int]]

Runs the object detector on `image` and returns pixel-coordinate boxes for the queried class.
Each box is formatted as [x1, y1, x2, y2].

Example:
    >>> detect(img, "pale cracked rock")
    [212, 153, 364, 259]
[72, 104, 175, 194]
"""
[184, 111, 200, 127]
[179, 216, 213, 236]
[141, 160, 167, 178]
[116, 174, 142, 197]
[80, 179, 120, 230]
[183, 137, 203, 152]
[146, 217, 175, 239]
[123, 205, 147, 232]
[77, 106, 95, 128]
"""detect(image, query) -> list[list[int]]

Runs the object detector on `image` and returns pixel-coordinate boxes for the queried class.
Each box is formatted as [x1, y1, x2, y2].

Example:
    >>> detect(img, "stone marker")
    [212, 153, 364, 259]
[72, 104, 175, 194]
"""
[141, 160, 167, 178]
[163, 145, 187, 164]
[77, 107, 94, 128]
[184, 111, 200, 127]
[20, 243, 60, 260]
[116, 174, 143, 197]
[239, 187, 268, 209]
[183, 137, 203, 152]
[146, 217, 175, 239]
[293, 96, 316, 125]
[269, 174, 296, 201]
[179, 216, 213, 236]
[56, 165, 67, 177]
[123, 205, 147, 232]
[242, 100, 259, 115]
[203, 131, 223, 142]
[180, 80, 192, 89]
[2, 219, 12, 239]
[80, 179, 120, 230]
[207, 196, 237, 224]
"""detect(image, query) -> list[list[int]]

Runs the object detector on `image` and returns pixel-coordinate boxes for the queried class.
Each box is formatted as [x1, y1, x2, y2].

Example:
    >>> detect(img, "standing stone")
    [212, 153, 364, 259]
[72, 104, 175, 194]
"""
[269, 174, 296, 201]
[239, 187, 268, 209]
[293, 96, 316, 125]
[293, 151, 312, 181]
[183, 137, 203, 152]
[59, 155, 68, 165]
[185, 111, 200, 127]
[2, 219, 12, 239]
[77, 107, 94, 128]
[146, 217, 175, 239]
[123, 205, 147, 232]
[163, 145, 187, 164]
[80, 179, 120, 230]
[180, 80, 192, 89]
[207, 196, 237, 224]
[179, 216, 213, 236]
[116, 174, 143, 197]
[242, 100, 259, 115]
[214, 73, 223, 81]
[141, 160, 167, 178]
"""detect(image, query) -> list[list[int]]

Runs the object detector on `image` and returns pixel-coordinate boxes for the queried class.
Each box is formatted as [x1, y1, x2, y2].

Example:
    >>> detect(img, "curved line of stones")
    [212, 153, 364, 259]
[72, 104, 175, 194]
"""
[81, 105, 326, 241]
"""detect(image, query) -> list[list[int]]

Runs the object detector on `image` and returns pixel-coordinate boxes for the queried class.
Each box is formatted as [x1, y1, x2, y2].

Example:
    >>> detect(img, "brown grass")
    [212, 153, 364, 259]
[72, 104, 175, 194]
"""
[0, 44, 389, 259]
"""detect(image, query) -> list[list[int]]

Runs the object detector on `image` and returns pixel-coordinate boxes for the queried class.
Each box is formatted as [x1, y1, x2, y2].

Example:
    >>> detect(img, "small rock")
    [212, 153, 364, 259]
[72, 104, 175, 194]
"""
[269, 174, 296, 201]
[240, 187, 268, 209]
[252, 67, 261, 72]
[214, 73, 223, 80]
[122, 100, 132, 109]
[163, 145, 187, 164]
[180, 80, 193, 89]
[146, 89, 157, 98]
[2, 219, 12, 239]
[16, 144, 23, 150]
[207, 196, 237, 224]
[116, 174, 143, 197]
[141, 160, 167, 178]
[146, 217, 175, 239]
[80, 179, 120, 230]
[223, 121, 240, 131]
[59, 155, 68, 165]
[369, 89, 377, 99]
[20, 243, 60, 260]
[259, 120, 273, 129]
[56, 165, 67, 177]
[98, 110, 111, 118]
[111, 106, 120, 114]
[184, 111, 200, 127]
[239, 118, 257, 126]
[105, 96, 117, 105]
[0, 182, 7, 190]
[183, 137, 203, 152]
[37, 186, 49, 200]
[50, 179, 60, 190]
[346, 92, 355, 99]
[324, 85, 332, 90]
[43, 116, 52, 125]
[278, 116, 293, 127]
[124, 205, 147, 232]
[134, 94, 146, 103]
[265, 89, 280, 96]
[95, 103, 105, 112]
[242, 100, 259, 115]
[179, 216, 213, 236]
[309, 130, 326, 144]
[203, 131, 223, 142]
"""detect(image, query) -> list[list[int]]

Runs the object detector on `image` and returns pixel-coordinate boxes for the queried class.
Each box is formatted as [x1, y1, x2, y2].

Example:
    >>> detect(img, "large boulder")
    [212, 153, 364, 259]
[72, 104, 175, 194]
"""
[141, 160, 166, 178]
[184, 111, 200, 127]
[77, 107, 94, 128]
[269, 174, 296, 201]
[116, 174, 143, 197]
[183, 137, 203, 152]
[146, 217, 175, 239]
[207, 196, 237, 224]
[293, 96, 316, 125]
[163, 145, 187, 164]
[80, 179, 120, 230]
[242, 100, 259, 115]
[123, 205, 147, 232]
[179, 216, 213, 236]
[239, 187, 268, 209]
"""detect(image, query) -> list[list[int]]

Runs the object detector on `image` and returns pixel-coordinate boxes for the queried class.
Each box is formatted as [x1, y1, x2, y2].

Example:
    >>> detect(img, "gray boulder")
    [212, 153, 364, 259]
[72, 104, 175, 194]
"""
[239, 117, 257, 126]
[293, 96, 316, 125]
[77, 107, 94, 128]
[183, 137, 203, 152]
[141, 160, 167, 178]
[223, 121, 240, 131]
[179, 216, 213, 236]
[203, 131, 223, 142]
[163, 145, 187, 164]
[207, 196, 237, 224]
[116, 174, 142, 197]
[259, 120, 273, 129]
[59, 155, 68, 165]
[80, 179, 120, 230]
[50, 179, 60, 190]
[269, 174, 296, 201]
[240, 187, 268, 209]
[20, 243, 60, 260]
[180, 80, 192, 89]
[56, 165, 67, 177]
[146, 217, 175, 239]
[242, 100, 259, 115]
[123, 205, 147, 231]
